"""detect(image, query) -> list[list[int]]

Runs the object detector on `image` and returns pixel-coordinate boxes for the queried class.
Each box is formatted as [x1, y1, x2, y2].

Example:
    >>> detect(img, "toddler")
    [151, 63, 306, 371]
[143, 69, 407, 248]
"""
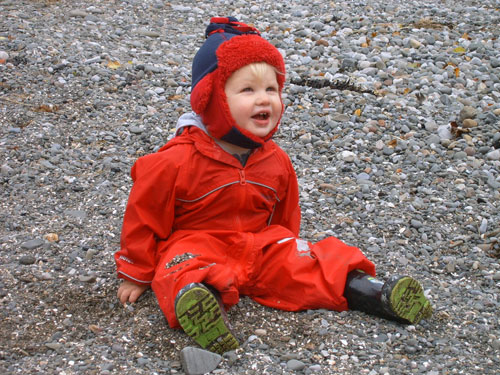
[115, 17, 432, 354]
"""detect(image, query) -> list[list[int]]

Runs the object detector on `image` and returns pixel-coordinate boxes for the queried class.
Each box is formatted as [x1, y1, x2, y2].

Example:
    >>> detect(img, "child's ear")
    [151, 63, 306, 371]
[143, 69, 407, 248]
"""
[191, 72, 214, 114]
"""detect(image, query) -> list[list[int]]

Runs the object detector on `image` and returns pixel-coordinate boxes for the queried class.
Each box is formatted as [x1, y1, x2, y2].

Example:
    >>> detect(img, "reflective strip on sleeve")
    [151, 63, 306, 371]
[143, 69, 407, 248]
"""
[118, 271, 153, 284]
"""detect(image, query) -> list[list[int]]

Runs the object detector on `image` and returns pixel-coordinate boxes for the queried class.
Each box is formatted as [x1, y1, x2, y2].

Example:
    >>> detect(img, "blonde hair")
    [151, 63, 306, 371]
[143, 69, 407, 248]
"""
[247, 62, 285, 81]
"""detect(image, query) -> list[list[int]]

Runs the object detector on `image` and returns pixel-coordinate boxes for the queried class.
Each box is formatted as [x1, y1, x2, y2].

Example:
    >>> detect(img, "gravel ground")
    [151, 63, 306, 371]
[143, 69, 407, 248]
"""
[1, 0, 499, 374]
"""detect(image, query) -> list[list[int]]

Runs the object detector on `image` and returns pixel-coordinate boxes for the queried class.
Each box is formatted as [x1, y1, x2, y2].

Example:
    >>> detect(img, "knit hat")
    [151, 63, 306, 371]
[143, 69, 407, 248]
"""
[190, 17, 286, 149]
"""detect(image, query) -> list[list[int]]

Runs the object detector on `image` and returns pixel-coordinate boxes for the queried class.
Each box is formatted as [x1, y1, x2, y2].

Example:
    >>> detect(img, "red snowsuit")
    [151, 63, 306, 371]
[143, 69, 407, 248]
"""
[115, 126, 375, 328]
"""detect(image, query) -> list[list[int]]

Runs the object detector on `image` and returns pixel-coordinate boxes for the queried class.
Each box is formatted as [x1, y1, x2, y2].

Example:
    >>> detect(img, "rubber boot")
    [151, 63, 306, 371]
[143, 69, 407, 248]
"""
[344, 270, 433, 325]
[174, 283, 239, 354]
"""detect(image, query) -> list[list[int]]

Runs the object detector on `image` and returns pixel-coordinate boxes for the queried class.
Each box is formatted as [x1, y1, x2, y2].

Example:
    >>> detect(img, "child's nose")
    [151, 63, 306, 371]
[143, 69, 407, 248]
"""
[256, 90, 270, 104]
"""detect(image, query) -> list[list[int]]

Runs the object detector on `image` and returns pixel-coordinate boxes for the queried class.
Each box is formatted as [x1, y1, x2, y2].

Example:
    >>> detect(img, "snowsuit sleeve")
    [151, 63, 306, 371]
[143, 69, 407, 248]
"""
[269, 151, 301, 236]
[115, 152, 179, 285]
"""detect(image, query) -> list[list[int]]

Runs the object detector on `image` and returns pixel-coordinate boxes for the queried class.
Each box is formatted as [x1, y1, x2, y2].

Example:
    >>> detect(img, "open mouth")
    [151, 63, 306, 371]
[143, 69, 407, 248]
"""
[252, 112, 270, 120]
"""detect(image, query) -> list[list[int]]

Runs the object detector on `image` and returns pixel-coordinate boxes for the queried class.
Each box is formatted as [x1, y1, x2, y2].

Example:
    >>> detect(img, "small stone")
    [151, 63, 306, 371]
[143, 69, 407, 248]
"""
[1, 164, 13, 175]
[44, 233, 59, 242]
[180, 347, 222, 375]
[409, 39, 422, 49]
[137, 28, 160, 38]
[287, 359, 306, 371]
[339, 151, 356, 162]
[479, 218, 488, 234]
[21, 239, 44, 250]
[425, 120, 438, 131]
[0, 51, 9, 62]
[19, 255, 37, 265]
[309, 364, 322, 372]
[453, 151, 467, 160]
[45, 342, 62, 350]
[459, 106, 478, 121]
[446, 261, 456, 273]
[486, 150, 500, 160]
[129, 126, 144, 134]
[410, 219, 423, 229]
[137, 357, 150, 366]
[103, 85, 117, 93]
[462, 119, 478, 128]
[382, 147, 394, 156]
[65, 210, 87, 219]
[492, 339, 500, 350]
[490, 58, 500, 69]
[38, 272, 54, 280]
[101, 363, 114, 372]
[112, 344, 125, 352]
[247, 335, 259, 343]
[437, 125, 453, 140]
[464, 147, 475, 156]
[79, 274, 97, 283]
[426, 134, 441, 145]
[85, 249, 99, 260]
[223, 351, 238, 367]
[68, 10, 88, 17]
[61, 316, 73, 326]
[255, 329, 267, 336]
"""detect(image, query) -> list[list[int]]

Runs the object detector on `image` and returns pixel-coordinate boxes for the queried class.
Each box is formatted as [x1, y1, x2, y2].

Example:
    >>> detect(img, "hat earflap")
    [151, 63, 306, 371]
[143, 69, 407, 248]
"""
[190, 72, 214, 114]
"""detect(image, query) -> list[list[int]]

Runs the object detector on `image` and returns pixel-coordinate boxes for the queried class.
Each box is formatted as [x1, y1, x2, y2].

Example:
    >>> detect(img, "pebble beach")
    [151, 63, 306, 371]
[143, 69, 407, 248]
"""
[0, 0, 499, 374]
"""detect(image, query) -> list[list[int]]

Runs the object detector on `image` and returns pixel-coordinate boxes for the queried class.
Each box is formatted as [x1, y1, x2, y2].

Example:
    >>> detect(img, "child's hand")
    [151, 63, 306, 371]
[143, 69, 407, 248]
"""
[117, 280, 150, 305]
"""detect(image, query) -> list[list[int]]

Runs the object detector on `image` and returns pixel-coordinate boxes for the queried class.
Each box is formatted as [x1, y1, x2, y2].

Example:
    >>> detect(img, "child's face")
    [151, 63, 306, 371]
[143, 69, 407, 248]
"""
[224, 64, 282, 139]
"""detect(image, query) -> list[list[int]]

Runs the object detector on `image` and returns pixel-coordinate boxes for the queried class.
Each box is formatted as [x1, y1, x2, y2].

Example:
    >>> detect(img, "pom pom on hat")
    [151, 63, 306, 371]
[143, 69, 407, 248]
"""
[190, 17, 286, 149]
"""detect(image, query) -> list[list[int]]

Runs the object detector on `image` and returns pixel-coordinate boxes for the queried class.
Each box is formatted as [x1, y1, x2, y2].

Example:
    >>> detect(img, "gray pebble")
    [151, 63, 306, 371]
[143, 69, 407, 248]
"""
[45, 342, 62, 350]
[68, 10, 88, 17]
[459, 106, 478, 121]
[287, 359, 306, 371]
[19, 255, 37, 265]
[21, 239, 44, 250]
[180, 347, 222, 375]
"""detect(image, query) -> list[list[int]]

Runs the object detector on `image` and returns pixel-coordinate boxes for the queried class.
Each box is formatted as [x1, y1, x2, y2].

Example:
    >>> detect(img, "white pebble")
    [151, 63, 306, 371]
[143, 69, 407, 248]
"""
[486, 149, 500, 160]
[339, 151, 356, 162]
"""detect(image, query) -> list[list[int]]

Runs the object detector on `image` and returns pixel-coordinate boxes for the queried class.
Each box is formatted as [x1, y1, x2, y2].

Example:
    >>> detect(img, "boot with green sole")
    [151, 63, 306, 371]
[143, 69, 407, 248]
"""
[344, 270, 433, 325]
[175, 283, 239, 354]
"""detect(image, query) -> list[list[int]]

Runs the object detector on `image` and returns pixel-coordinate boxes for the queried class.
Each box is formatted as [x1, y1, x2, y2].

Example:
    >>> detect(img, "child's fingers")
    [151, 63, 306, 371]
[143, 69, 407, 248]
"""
[128, 290, 139, 303]
[117, 283, 132, 304]
[129, 285, 147, 303]
[118, 289, 129, 305]
[117, 281, 148, 305]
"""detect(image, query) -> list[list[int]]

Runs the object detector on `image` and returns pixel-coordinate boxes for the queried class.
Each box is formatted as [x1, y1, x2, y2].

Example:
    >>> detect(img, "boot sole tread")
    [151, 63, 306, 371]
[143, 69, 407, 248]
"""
[175, 284, 239, 354]
[389, 277, 433, 324]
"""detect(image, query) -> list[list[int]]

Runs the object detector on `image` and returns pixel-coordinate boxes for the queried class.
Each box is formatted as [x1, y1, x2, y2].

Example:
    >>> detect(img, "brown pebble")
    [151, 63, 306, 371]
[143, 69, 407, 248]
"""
[319, 183, 335, 191]
[477, 243, 492, 251]
[464, 147, 475, 156]
[315, 39, 329, 46]
[462, 119, 478, 128]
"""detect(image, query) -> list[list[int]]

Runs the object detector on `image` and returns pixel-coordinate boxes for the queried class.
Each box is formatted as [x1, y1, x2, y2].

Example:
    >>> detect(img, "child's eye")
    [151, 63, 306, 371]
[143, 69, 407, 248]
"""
[266, 86, 278, 92]
[242, 87, 253, 92]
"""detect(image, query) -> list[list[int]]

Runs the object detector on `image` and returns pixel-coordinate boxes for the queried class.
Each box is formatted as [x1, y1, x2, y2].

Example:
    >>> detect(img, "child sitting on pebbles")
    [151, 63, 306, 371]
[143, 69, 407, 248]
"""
[115, 16, 432, 354]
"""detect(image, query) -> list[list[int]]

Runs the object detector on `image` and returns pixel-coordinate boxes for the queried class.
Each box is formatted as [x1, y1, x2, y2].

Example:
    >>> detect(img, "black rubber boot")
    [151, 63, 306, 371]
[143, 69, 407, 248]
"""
[344, 270, 433, 325]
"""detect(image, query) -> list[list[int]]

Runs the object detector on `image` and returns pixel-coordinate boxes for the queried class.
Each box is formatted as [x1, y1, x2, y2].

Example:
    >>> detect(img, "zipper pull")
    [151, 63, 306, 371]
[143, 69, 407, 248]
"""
[239, 169, 246, 185]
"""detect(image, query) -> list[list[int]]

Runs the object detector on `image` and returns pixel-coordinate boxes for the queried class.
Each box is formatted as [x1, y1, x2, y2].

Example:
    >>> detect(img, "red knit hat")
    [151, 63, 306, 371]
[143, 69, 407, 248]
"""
[190, 17, 286, 149]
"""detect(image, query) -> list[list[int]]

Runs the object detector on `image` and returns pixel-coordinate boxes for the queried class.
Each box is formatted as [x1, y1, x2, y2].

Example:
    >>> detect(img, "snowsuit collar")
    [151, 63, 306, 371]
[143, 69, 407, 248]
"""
[168, 112, 277, 169]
